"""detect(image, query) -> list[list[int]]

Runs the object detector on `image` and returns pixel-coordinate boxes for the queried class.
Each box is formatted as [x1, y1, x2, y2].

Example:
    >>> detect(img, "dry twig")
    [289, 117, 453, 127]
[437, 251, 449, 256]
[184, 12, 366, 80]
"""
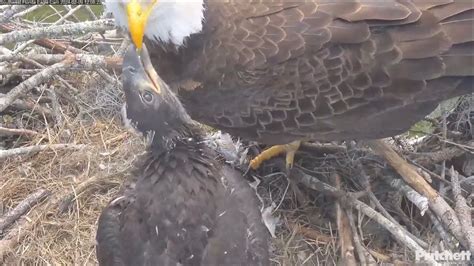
[57, 171, 125, 213]
[0, 189, 50, 233]
[287, 221, 334, 244]
[0, 189, 67, 260]
[0, 144, 85, 160]
[0, 127, 39, 137]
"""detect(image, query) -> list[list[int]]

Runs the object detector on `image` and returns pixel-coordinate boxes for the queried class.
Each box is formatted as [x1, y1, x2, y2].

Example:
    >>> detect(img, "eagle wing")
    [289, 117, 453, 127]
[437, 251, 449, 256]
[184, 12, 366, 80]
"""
[152, 0, 474, 144]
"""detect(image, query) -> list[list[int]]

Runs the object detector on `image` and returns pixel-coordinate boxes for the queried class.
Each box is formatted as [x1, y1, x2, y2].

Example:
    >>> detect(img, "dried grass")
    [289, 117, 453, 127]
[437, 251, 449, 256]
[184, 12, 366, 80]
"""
[1, 68, 146, 264]
[1, 5, 472, 264]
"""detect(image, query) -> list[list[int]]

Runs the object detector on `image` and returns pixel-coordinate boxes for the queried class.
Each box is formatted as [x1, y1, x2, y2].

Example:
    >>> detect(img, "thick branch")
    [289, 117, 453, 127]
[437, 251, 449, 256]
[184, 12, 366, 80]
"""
[0, 53, 123, 71]
[0, 24, 84, 54]
[0, 19, 115, 45]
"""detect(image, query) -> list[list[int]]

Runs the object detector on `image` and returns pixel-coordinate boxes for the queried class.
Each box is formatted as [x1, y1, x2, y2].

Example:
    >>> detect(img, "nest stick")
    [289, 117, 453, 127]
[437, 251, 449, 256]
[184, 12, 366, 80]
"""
[414, 146, 465, 168]
[0, 46, 79, 94]
[0, 144, 85, 160]
[0, 189, 50, 233]
[380, 174, 429, 215]
[11, 5, 41, 19]
[0, 56, 75, 112]
[0, 53, 123, 71]
[0, 216, 31, 260]
[333, 174, 357, 266]
[367, 140, 467, 247]
[0, 127, 39, 137]
[0, 6, 30, 23]
[367, 188, 427, 248]
[0, 52, 123, 112]
[287, 221, 334, 244]
[293, 169, 436, 264]
[0, 93, 54, 118]
[450, 167, 474, 253]
[367, 140, 437, 199]
[0, 24, 83, 54]
[358, 168, 426, 243]
[0, 19, 115, 45]
[427, 210, 456, 250]
[345, 209, 371, 265]
[0, 189, 63, 260]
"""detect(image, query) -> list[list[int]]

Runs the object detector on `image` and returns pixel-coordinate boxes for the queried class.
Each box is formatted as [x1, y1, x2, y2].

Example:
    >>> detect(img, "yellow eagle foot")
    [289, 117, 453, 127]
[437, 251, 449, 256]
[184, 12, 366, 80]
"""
[249, 140, 301, 171]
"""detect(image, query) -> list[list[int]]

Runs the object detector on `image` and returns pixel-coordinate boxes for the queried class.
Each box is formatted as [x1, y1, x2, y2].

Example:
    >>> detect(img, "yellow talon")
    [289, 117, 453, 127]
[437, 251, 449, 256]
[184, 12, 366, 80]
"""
[249, 140, 301, 170]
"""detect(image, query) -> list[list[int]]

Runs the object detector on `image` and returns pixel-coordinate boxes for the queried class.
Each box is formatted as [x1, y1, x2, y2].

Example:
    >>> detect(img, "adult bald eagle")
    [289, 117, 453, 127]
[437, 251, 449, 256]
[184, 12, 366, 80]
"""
[96, 46, 269, 265]
[106, 0, 474, 169]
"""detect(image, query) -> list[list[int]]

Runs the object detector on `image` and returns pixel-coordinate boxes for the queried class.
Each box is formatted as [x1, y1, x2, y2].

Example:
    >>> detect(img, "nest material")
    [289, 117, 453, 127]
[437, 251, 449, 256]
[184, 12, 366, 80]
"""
[1, 5, 473, 265]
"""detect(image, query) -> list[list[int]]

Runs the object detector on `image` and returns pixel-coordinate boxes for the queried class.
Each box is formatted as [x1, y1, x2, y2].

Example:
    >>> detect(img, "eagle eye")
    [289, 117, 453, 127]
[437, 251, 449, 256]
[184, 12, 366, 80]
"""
[142, 91, 154, 103]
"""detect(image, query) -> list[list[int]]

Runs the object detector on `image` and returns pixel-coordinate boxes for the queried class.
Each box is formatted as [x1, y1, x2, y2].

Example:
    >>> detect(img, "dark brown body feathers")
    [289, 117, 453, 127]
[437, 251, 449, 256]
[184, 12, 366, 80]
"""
[147, 0, 474, 144]
[97, 135, 269, 265]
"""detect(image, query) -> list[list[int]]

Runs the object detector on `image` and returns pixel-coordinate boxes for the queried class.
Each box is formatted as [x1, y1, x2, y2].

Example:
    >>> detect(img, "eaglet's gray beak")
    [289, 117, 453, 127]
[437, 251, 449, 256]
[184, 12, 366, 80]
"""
[123, 43, 164, 95]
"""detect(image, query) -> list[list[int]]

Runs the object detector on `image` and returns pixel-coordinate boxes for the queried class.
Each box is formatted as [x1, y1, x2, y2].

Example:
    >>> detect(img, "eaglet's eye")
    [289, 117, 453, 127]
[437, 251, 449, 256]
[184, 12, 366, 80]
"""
[142, 91, 154, 103]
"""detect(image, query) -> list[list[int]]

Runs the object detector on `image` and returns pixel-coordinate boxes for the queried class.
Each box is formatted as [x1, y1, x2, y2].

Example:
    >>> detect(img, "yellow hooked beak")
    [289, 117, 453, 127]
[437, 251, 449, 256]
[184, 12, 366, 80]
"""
[126, 0, 158, 50]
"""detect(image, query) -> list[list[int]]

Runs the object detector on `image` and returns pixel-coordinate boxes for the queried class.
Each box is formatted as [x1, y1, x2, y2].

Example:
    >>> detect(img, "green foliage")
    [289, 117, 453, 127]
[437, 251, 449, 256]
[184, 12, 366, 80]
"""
[408, 120, 434, 137]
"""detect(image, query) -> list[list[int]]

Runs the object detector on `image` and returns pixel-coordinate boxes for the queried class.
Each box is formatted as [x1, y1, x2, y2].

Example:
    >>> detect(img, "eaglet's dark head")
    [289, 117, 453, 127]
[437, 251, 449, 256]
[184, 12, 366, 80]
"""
[122, 44, 191, 139]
